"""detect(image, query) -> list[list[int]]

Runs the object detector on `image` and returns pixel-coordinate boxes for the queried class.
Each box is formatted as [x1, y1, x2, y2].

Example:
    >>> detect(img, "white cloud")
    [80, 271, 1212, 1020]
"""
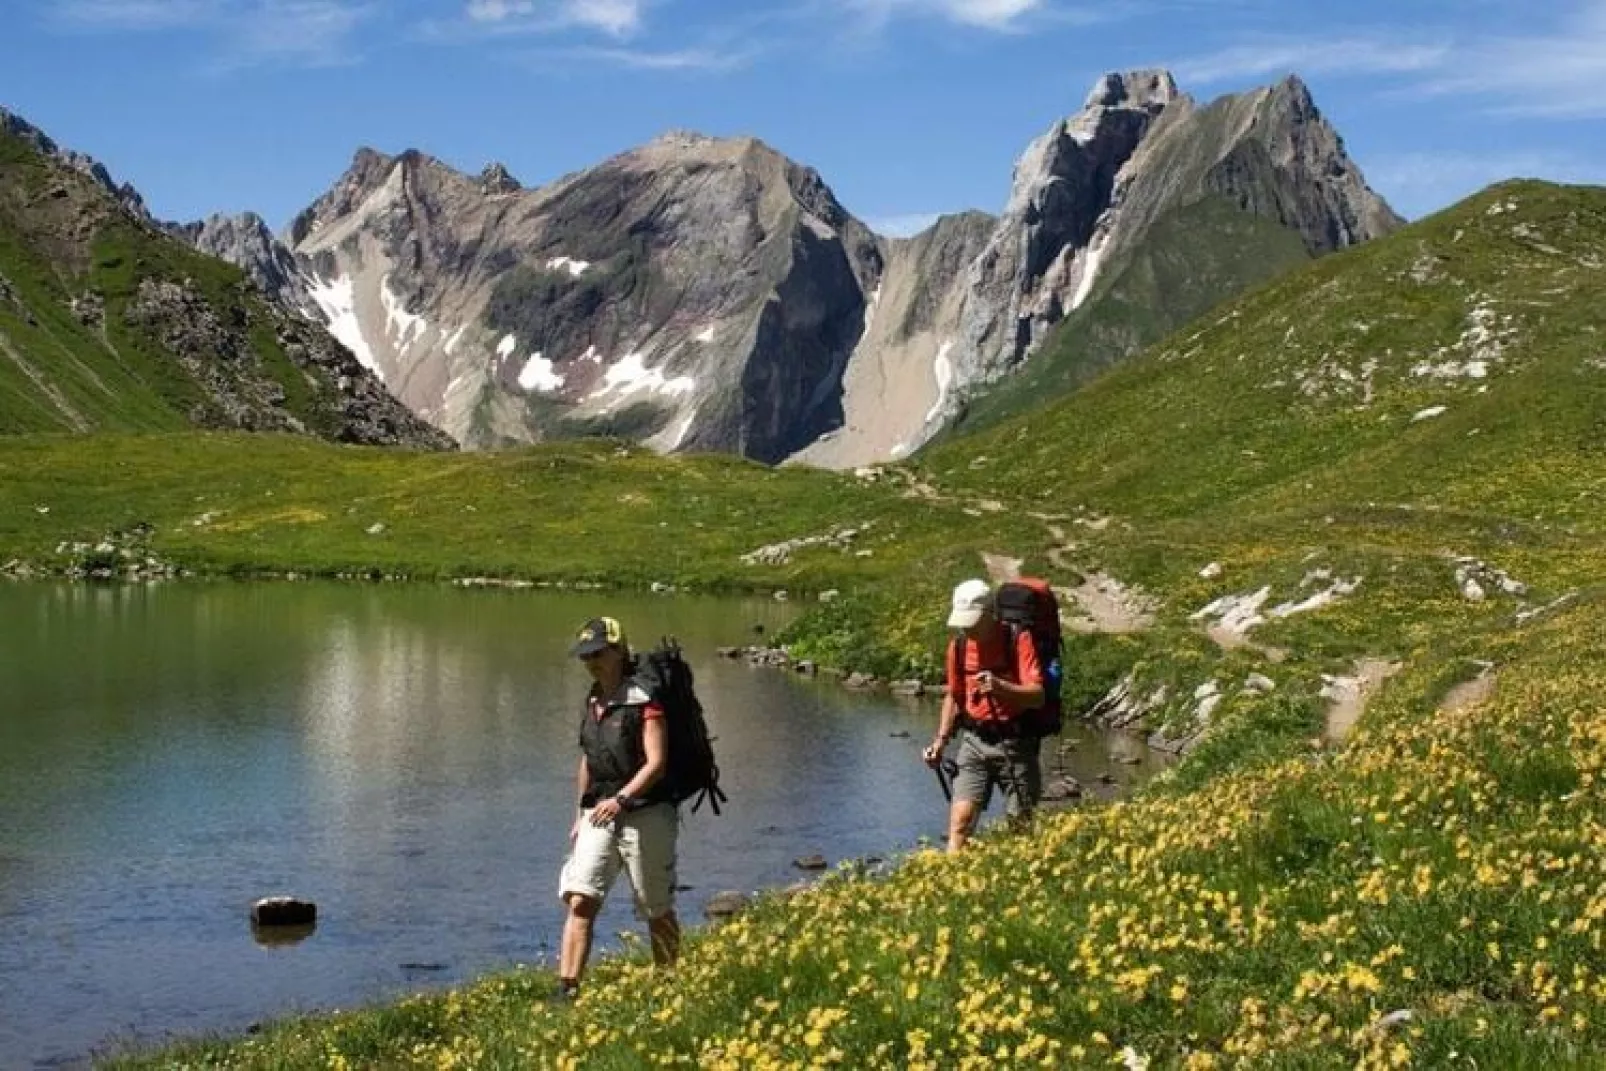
[568, 0, 641, 36]
[843, 0, 1050, 32]
[466, 0, 534, 20]
[53, 0, 374, 67]
[1367, 150, 1606, 219]
[941, 0, 1041, 29]
[458, 0, 642, 37]
[546, 44, 758, 70]
[55, 0, 221, 27]
[225, 1, 374, 67]
[1170, 1, 1606, 120]
[1416, 1, 1606, 118]
[1173, 36, 1450, 86]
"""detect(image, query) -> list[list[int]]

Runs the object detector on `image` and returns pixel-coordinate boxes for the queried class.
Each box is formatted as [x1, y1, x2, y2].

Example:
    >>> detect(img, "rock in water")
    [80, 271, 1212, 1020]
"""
[251, 896, 317, 927]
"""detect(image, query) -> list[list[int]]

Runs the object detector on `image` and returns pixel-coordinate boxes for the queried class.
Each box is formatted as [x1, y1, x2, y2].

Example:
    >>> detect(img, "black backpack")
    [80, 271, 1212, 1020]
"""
[634, 638, 727, 814]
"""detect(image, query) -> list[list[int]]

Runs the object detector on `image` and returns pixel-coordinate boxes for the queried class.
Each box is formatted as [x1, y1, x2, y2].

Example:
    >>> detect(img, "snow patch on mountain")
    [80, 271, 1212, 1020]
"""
[546, 256, 591, 277]
[306, 274, 377, 375]
[380, 275, 428, 356]
[443, 324, 468, 356]
[593, 352, 696, 403]
[650, 407, 699, 452]
[1071, 234, 1108, 311]
[924, 341, 956, 424]
[518, 353, 564, 392]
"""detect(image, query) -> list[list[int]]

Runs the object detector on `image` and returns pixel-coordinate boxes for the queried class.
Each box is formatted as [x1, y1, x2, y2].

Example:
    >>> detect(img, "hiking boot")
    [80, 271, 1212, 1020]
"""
[547, 979, 580, 1006]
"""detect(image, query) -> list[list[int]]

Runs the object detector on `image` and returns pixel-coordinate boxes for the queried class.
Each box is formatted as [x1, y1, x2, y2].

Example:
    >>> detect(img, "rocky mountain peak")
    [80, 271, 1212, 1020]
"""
[173, 212, 306, 311]
[1083, 68, 1181, 111]
[1265, 73, 1316, 112]
[651, 128, 723, 150]
[478, 161, 520, 194]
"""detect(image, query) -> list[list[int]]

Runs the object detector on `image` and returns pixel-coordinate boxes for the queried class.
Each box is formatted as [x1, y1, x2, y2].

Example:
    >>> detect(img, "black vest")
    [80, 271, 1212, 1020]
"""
[578, 679, 672, 805]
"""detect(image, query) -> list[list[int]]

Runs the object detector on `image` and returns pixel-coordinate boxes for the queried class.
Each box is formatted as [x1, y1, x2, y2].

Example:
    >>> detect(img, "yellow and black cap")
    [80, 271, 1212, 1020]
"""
[570, 616, 625, 658]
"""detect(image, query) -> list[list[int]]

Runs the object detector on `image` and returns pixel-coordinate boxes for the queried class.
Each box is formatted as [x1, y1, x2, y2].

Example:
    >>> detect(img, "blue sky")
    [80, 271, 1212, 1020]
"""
[5, 0, 1606, 235]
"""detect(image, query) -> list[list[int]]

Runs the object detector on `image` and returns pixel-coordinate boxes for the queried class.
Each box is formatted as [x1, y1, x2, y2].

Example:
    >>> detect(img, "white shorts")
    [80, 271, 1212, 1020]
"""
[558, 802, 679, 920]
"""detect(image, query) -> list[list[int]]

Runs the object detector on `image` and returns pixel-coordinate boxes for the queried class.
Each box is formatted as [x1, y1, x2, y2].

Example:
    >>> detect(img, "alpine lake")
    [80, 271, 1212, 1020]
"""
[0, 581, 1170, 1068]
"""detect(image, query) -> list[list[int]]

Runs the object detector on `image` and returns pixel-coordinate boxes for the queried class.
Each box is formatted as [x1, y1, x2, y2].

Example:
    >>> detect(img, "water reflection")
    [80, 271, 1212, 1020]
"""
[250, 922, 317, 949]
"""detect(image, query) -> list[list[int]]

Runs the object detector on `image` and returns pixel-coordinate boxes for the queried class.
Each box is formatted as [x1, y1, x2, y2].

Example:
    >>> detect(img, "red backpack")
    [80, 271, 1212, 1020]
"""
[952, 578, 1066, 736]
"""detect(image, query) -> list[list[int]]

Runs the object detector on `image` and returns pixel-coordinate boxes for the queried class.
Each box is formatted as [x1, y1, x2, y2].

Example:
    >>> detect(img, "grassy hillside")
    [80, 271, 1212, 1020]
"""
[0, 433, 1027, 680]
[55, 179, 1606, 1068]
[0, 133, 187, 432]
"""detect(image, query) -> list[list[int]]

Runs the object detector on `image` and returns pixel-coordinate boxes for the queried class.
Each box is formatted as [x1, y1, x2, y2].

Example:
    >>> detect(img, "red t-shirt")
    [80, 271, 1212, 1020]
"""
[945, 626, 1041, 723]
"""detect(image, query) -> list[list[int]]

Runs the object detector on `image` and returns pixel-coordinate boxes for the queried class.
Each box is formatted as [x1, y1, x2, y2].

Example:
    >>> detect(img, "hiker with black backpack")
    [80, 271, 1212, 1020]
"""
[555, 616, 685, 1001]
[923, 578, 1059, 853]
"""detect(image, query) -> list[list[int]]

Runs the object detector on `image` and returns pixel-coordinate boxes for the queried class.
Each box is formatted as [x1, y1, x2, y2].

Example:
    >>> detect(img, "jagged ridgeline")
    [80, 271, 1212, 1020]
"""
[0, 109, 451, 447]
[179, 70, 1398, 465]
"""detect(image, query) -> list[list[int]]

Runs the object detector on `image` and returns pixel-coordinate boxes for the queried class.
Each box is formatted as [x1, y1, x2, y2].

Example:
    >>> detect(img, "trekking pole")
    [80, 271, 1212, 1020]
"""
[932, 757, 958, 802]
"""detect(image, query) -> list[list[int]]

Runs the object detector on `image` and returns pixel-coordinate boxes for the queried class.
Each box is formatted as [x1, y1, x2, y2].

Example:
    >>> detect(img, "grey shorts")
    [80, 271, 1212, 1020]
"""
[952, 729, 1041, 817]
[559, 802, 679, 920]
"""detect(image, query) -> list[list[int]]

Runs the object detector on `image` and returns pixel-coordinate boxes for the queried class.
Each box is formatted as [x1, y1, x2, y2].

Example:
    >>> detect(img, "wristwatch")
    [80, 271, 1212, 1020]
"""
[614, 794, 643, 812]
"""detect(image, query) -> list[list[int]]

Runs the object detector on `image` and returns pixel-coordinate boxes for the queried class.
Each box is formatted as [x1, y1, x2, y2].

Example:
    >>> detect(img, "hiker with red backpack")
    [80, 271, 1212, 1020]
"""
[555, 615, 724, 1001]
[923, 577, 1063, 852]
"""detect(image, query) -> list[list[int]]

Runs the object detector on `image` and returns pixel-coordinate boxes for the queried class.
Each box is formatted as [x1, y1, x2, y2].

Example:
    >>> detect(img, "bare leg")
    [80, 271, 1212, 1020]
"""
[648, 910, 681, 967]
[559, 893, 600, 985]
[947, 799, 980, 854]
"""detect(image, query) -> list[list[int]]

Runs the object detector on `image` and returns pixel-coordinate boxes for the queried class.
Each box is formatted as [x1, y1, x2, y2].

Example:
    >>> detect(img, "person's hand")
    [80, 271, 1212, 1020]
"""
[922, 739, 946, 768]
[589, 797, 623, 826]
[974, 670, 997, 697]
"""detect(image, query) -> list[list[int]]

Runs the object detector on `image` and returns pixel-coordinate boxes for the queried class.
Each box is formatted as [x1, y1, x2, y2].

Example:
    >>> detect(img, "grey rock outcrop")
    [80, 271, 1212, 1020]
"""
[167, 211, 311, 314]
[168, 212, 311, 313]
[478, 162, 521, 195]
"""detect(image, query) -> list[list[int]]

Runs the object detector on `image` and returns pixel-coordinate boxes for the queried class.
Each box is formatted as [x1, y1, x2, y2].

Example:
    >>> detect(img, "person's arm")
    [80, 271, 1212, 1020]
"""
[926, 692, 959, 762]
[571, 754, 591, 840]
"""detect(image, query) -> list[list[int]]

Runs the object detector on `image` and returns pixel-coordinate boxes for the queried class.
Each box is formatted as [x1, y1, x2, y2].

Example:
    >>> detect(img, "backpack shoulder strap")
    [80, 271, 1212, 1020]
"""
[1002, 621, 1022, 678]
